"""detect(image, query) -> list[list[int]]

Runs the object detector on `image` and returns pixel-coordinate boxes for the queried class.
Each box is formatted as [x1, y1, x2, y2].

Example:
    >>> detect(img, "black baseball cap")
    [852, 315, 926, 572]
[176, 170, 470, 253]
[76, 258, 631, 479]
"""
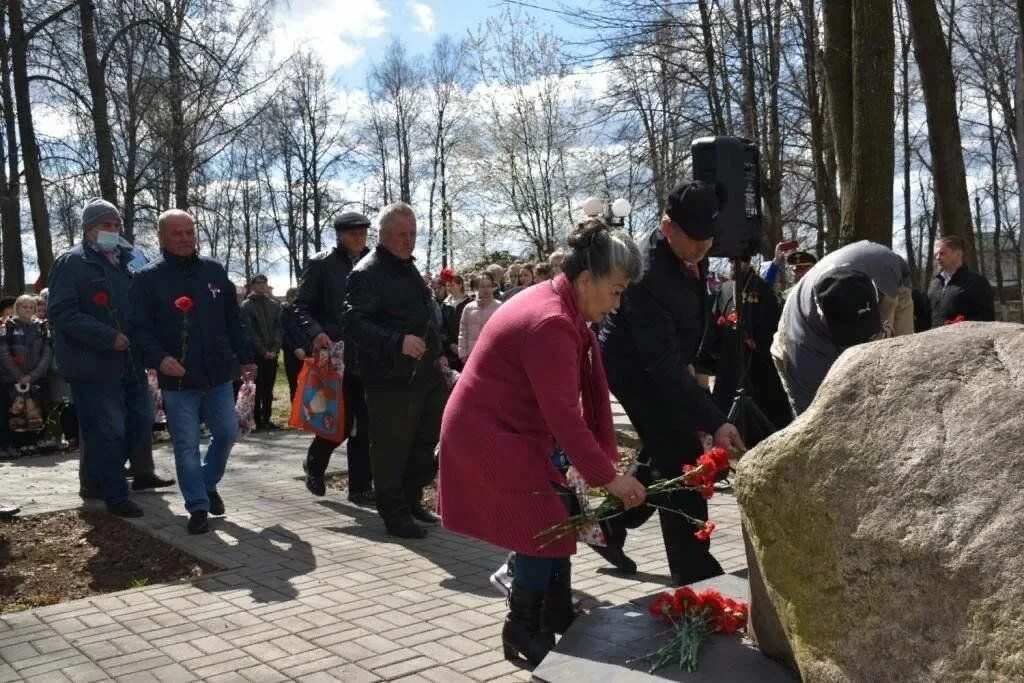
[665, 180, 726, 240]
[813, 266, 882, 348]
[334, 212, 371, 231]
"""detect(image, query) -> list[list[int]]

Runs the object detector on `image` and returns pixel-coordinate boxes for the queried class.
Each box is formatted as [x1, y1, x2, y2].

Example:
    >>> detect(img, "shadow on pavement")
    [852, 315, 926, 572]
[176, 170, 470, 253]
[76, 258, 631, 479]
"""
[317, 498, 503, 597]
[199, 520, 316, 603]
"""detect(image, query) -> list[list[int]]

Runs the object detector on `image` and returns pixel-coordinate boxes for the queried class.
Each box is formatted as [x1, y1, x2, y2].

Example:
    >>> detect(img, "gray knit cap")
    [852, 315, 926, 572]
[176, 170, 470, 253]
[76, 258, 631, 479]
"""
[81, 197, 122, 233]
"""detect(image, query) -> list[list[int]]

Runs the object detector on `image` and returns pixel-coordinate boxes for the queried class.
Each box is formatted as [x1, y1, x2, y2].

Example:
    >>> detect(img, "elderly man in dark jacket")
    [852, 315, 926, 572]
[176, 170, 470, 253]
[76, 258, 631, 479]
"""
[293, 212, 375, 506]
[599, 181, 745, 585]
[342, 202, 443, 539]
[48, 198, 171, 517]
[129, 209, 255, 534]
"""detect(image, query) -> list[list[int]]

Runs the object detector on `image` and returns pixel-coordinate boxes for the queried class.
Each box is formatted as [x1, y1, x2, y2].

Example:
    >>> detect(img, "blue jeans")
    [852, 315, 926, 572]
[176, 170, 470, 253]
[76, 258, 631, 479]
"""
[162, 381, 237, 513]
[70, 378, 153, 506]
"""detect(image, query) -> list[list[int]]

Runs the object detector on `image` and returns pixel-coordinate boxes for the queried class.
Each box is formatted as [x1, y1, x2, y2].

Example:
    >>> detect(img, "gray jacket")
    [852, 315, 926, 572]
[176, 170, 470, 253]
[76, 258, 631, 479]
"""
[779, 240, 910, 414]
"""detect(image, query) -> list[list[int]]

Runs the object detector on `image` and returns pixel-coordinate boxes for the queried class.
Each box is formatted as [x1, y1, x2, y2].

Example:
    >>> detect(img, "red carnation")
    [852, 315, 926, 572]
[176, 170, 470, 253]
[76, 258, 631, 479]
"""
[174, 296, 194, 313]
[696, 453, 717, 474]
[673, 587, 699, 610]
[439, 267, 456, 285]
[93, 291, 110, 307]
[649, 593, 681, 621]
[707, 447, 730, 474]
[944, 315, 966, 325]
[725, 311, 738, 324]
[716, 315, 727, 327]
[694, 520, 716, 542]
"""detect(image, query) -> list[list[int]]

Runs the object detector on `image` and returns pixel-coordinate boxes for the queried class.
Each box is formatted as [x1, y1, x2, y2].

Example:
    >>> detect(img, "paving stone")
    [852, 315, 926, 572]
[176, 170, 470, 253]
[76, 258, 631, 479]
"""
[191, 655, 260, 679]
[278, 654, 349, 678]
[237, 664, 290, 682]
[16, 652, 90, 678]
[58, 661, 109, 682]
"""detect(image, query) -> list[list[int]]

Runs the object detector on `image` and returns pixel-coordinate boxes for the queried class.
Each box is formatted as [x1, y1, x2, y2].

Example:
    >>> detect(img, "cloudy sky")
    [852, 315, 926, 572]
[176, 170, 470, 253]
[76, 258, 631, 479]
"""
[268, 0, 579, 88]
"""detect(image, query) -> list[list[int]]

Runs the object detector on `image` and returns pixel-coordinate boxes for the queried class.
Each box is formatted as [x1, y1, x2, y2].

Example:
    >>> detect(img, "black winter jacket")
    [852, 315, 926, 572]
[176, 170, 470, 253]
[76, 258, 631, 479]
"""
[128, 251, 253, 390]
[294, 246, 370, 369]
[927, 265, 995, 327]
[599, 229, 726, 435]
[342, 246, 441, 390]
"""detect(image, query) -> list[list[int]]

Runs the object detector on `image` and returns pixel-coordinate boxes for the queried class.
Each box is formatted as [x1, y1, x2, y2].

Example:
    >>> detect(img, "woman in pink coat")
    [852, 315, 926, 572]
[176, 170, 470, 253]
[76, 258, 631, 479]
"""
[438, 220, 647, 668]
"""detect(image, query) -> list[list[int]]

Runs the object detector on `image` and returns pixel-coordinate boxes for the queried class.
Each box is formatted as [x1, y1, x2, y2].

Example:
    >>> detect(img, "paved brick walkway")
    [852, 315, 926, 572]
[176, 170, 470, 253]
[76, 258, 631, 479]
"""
[0, 411, 746, 682]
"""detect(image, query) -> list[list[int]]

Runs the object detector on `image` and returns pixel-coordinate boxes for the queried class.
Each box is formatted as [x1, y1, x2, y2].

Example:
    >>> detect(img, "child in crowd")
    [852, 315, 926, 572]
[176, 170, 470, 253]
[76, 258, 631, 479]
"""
[0, 295, 52, 455]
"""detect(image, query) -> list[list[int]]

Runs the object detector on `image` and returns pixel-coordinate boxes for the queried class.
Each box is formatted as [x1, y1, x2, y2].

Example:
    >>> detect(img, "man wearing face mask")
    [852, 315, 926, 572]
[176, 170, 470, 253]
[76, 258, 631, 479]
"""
[598, 180, 746, 586]
[49, 198, 171, 517]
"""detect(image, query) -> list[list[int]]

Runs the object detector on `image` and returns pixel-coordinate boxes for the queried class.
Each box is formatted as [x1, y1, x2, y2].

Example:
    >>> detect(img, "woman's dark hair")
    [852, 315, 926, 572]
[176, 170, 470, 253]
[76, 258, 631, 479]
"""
[562, 218, 642, 283]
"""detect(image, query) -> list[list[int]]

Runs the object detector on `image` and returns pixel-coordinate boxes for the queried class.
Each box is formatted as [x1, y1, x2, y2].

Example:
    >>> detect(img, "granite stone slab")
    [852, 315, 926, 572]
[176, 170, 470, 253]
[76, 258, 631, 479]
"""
[533, 573, 798, 682]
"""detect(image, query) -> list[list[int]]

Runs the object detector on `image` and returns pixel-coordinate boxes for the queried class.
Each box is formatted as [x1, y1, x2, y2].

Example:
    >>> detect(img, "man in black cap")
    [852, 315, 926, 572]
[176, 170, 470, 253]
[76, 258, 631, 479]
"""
[770, 240, 913, 415]
[598, 180, 746, 585]
[293, 211, 374, 506]
[241, 273, 282, 429]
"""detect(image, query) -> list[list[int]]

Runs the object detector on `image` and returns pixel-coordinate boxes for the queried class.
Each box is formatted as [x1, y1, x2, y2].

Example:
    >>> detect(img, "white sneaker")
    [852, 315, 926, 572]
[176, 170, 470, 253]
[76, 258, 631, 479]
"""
[489, 552, 514, 597]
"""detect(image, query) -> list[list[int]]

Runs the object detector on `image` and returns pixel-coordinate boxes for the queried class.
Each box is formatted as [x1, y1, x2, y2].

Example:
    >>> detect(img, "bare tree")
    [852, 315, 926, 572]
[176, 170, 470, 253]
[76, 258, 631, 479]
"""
[368, 39, 423, 205]
[425, 35, 470, 270]
[823, 0, 896, 246]
[907, 0, 976, 266]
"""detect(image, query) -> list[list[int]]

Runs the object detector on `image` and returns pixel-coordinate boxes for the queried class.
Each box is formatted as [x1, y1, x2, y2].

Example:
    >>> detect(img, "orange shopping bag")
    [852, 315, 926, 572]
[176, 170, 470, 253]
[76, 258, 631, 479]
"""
[288, 353, 346, 442]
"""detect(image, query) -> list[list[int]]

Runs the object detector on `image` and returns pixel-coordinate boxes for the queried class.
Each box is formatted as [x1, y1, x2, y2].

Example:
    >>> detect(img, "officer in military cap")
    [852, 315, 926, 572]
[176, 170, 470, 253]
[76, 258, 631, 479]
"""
[293, 212, 375, 506]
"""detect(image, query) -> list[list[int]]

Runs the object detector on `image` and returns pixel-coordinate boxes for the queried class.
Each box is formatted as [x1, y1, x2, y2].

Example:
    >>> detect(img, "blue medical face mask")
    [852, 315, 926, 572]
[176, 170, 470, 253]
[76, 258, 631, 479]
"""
[95, 230, 121, 251]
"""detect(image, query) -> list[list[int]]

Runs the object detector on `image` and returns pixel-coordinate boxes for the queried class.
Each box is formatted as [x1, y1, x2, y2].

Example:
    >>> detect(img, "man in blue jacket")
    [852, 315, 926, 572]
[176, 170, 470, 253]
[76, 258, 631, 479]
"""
[48, 198, 162, 517]
[129, 209, 255, 534]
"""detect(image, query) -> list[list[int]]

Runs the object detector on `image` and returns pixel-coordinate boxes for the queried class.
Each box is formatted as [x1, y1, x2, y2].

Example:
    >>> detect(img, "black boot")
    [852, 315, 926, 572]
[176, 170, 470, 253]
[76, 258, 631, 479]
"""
[502, 584, 555, 667]
[542, 568, 576, 635]
[588, 543, 637, 574]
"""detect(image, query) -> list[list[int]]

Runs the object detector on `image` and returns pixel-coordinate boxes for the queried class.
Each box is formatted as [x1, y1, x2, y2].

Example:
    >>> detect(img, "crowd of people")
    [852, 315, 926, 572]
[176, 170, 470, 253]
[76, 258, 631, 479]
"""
[0, 186, 1001, 667]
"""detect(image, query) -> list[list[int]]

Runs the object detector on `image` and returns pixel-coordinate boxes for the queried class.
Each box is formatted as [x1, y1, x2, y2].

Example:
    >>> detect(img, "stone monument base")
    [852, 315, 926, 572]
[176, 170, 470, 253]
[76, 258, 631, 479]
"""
[533, 573, 797, 682]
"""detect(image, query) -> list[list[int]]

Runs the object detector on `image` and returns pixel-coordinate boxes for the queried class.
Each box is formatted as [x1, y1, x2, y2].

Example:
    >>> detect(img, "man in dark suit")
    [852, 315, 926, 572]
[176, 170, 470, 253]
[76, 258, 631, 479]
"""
[928, 235, 995, 326]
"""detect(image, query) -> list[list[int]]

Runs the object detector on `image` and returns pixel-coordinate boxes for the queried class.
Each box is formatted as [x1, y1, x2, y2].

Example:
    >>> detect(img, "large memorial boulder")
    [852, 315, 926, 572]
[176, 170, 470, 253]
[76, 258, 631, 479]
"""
[736, 322, 1024, 681]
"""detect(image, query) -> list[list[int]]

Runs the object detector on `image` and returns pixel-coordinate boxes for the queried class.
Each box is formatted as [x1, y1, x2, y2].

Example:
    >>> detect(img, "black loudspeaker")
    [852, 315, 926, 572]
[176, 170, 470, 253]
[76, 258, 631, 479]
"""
[691, 136, 763, 258]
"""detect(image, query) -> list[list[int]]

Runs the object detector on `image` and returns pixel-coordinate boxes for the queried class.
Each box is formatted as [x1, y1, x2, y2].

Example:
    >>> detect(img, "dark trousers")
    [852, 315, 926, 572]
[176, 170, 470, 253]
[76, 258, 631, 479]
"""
[513, 555, 570, 592]
[71, 378, 154, 505]
[305, 373, 372, 492]
[364, 380, 443, 523]
[284, 350, 302, 402]
[254, 357, 278, 426]
[80, 428, 156, 492]
[600, 381, 723, 585]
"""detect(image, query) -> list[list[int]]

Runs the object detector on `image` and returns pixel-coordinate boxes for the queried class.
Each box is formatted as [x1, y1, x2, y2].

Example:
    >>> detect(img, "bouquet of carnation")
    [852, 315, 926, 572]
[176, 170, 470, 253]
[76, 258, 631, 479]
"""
[235, 379, 256, 434]
[643, 586, 749, 672]
[534, 447, 731, 548]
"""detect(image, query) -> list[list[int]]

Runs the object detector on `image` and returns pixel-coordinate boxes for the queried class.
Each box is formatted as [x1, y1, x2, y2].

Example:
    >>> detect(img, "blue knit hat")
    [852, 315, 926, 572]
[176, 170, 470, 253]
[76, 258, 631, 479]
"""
[81, 197, 122, 233]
